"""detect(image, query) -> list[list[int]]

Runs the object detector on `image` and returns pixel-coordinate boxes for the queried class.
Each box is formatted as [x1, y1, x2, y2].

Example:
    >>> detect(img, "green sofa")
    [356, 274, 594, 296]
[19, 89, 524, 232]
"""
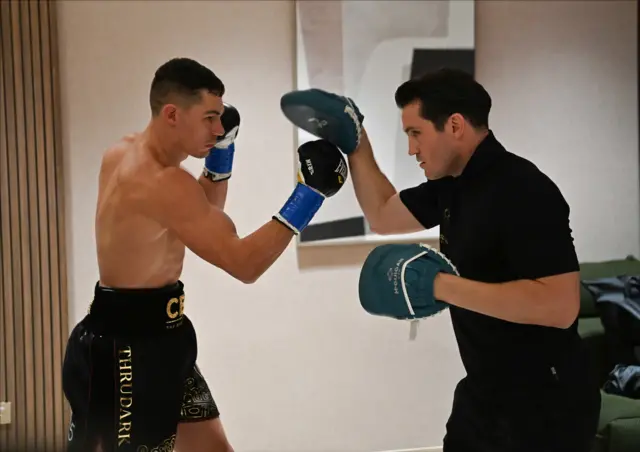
[578, 256, 640, 452]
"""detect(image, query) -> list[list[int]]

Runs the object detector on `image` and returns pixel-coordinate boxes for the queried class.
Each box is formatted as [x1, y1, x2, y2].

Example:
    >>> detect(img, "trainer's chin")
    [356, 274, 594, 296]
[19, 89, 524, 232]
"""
[421, 164, 441, 180]
[420, 163, 431, 178]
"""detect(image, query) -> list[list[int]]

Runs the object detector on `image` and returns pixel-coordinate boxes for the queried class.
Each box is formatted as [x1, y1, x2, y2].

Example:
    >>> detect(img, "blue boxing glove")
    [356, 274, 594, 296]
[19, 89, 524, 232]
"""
[203, 103, 240, 182]
[274, 139, 348, 234]
[280, 89, 364, 155]
[359, 243, 459, 322]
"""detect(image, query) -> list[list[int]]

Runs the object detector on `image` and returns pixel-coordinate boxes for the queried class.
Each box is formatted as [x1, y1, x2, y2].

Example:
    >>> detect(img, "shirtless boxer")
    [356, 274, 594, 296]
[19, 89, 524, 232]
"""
[61, 57, 348, 452]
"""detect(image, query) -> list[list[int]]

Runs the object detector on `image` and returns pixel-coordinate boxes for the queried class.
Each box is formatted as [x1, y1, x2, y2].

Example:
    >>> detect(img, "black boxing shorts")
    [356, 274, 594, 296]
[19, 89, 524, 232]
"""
[62, 281, 220, 452]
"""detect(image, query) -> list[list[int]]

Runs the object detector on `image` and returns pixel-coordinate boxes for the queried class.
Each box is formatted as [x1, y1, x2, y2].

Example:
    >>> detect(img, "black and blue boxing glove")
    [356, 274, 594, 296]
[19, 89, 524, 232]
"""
[203, 103, 240, 182]
[280, 89, 364, 155]
[274, 139, 348, 234]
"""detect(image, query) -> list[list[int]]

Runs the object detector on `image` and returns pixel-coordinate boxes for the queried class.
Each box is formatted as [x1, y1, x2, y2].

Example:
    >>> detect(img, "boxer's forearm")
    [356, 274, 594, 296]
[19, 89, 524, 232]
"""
[198, 176, 228, 210]
[434, 273, 580, 329]
[232, 220, 294, 283]
[348, 130, 397, 224]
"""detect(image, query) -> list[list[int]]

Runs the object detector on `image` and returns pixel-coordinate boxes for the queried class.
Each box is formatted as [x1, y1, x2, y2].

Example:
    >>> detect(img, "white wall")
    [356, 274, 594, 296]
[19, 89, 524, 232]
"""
[57, 1, 637, 452]
[476, 0, 639, 263]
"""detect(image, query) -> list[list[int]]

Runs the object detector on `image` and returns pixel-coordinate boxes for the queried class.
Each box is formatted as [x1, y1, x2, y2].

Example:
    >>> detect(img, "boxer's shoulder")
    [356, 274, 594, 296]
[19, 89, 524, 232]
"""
[100, 138, 130, 171]
[98, 134, 144, 184]
[97, 135, 175, 215]
[141, 165, 209, 225]
[152, 165, 198, 196]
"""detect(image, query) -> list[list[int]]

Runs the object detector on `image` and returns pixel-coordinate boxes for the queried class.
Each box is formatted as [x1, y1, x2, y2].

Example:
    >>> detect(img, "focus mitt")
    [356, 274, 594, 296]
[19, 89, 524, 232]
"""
[359, 243, 458, 338]
[280, 88, 364, 155]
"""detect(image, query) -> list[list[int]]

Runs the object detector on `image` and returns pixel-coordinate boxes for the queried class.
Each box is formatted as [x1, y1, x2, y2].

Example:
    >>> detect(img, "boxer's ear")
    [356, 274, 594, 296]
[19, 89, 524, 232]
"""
[161, 103, 179, 126]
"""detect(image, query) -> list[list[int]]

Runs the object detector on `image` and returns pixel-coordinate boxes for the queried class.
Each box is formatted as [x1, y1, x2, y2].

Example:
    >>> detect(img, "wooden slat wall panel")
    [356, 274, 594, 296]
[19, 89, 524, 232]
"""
[0, 1, 69, 451]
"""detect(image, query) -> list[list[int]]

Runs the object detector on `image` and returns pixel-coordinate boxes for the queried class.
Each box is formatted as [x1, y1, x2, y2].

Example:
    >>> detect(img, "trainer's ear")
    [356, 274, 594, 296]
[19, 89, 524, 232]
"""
[448, 113, 465, 138]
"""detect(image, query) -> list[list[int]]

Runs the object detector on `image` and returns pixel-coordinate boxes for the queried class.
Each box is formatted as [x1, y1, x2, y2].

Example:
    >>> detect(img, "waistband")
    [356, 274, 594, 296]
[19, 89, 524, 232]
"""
[86, 280, 187, 336]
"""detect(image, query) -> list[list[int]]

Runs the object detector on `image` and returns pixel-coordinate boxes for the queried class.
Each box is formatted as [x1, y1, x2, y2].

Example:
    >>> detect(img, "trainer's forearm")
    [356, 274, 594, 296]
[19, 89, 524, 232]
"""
[348, 130, 397, 223]
[434, 273, 576, 329]
[198, 176, 229, 210]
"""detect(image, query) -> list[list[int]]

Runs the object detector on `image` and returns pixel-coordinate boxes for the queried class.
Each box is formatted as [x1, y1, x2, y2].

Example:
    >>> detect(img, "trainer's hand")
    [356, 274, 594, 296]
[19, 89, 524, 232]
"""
[274, 139, 348, 234]
[203, 103, 240, 182]
[359, 243, 459, 320]
[280, 89, 364, 155]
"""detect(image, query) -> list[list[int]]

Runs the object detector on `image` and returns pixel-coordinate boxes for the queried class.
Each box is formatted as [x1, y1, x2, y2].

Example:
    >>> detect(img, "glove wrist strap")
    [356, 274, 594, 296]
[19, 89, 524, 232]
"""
[275, 183, 325, 234]
[204, 143, 235, 182]
[202, 167, 231, 182]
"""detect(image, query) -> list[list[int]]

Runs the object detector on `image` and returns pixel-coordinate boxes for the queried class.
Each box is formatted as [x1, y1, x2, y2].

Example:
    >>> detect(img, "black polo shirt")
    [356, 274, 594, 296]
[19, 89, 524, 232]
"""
[399, 131, 593, 405]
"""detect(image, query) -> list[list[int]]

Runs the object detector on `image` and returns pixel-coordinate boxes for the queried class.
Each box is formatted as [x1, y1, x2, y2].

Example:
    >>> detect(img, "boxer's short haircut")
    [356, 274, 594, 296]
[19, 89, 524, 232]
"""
[149, 57, 225, 116]
[394, 68, 491, 131]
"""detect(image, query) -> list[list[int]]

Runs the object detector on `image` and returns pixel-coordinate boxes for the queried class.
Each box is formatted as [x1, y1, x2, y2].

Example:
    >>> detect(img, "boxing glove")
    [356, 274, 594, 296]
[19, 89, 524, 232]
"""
[359, 243, 458, 321]
[203, 103, 240, 182]
[280, 89, 364, 155]
[274, 139, 348, 234]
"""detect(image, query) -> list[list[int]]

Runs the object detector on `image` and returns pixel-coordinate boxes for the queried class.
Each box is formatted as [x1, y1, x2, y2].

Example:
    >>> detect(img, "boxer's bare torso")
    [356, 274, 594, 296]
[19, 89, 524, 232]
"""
[96, 133, 186, 289]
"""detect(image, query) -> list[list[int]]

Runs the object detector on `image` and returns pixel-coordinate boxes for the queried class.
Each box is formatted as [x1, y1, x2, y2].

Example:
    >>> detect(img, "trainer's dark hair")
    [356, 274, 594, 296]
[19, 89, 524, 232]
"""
[394, 68, 491, 131]
[149, 57, 225, 116]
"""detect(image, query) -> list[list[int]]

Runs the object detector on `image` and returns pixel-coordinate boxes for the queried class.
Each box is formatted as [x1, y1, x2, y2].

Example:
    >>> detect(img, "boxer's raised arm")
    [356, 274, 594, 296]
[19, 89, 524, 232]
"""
[198, 103, 241, 210]
[147, 139, 347, 283]
[198, 176, 229, 210]
[348, 130, 425, 234]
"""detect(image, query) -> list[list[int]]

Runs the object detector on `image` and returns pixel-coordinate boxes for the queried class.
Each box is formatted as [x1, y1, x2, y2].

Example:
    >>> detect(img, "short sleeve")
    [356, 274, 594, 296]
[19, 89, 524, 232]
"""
[398, 180, 444, 229]
[500, 172, 579, 280]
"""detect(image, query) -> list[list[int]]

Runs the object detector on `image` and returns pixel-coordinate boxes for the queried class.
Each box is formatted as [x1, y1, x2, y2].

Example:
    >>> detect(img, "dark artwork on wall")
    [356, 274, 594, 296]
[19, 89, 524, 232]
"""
[300, 216, 366, 243]
[410, 48, 475, 79]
